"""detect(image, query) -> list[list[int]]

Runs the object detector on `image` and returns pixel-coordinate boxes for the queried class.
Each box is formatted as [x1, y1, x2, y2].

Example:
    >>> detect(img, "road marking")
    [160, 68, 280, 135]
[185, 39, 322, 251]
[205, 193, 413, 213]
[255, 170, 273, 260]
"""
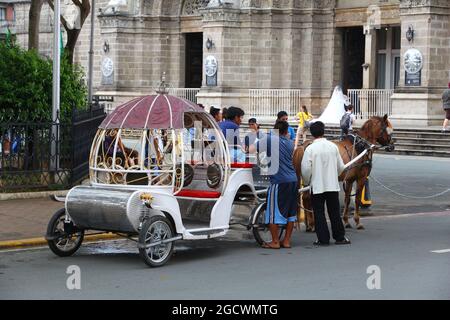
[363, 211, 450, 220]
[431, 249, 450, 254]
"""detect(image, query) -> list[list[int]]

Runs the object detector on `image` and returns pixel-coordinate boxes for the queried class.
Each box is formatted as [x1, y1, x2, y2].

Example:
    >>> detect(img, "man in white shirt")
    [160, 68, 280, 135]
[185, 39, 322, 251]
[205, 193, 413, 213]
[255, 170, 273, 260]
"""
[301, 121, 351, 246]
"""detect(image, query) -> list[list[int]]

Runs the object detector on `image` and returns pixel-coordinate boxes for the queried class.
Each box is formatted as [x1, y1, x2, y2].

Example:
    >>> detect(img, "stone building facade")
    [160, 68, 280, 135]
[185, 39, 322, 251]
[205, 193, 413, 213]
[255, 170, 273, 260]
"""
[5, 0, 450, 125]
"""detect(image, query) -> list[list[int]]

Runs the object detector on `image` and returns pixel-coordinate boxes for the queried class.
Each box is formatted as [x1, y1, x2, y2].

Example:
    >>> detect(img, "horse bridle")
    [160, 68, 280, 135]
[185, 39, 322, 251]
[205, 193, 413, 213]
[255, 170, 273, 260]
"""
[371, 118, 395, 150]
[344, 119, 394, 171]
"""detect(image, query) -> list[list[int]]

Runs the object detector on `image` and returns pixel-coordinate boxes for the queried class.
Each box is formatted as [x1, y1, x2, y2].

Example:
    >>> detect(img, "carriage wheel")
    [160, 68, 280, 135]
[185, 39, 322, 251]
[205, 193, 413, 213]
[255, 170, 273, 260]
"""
[251, 203, 285, 246]
[47, 208, 84, 257]
[138, 216, 175, 268]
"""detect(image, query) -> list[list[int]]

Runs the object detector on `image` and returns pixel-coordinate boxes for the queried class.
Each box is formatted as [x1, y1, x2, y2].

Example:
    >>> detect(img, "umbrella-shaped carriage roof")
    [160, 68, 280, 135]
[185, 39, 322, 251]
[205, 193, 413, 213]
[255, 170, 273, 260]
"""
[100, 94, 204, 130]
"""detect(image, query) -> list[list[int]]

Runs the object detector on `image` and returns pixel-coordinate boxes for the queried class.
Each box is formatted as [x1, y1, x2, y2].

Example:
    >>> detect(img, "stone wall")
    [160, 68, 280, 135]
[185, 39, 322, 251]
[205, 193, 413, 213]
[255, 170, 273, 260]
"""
[198, 2, 338, 114]
[91, 0, 341, 115]
[391, 0, 450, 126]
[13, 2, 54, 58]
[11, 0, 449, 125]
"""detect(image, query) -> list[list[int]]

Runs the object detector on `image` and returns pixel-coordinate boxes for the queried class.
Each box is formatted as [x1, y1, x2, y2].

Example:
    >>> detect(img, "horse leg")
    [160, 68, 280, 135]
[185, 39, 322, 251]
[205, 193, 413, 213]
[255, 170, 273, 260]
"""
[343, 181, 353, 229]
[354, 178, 366, 230]
[303, 193, 315, 232]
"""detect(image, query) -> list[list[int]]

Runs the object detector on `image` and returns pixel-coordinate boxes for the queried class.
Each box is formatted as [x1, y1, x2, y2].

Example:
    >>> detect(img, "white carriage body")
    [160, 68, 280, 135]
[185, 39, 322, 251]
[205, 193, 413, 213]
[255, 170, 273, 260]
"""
[64, 93, 267, 240]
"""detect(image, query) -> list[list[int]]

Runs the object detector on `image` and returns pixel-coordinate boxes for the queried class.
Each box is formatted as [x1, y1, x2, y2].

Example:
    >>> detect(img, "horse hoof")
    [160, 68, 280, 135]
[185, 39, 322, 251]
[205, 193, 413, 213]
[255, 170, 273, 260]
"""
[357, 224, 365, 230]
[345, 223, 353, 229]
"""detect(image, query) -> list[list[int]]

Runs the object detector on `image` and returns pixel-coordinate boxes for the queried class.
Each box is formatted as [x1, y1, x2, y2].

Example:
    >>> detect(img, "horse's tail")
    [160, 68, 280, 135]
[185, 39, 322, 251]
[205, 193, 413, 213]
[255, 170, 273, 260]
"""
[293, 147, 304, 181]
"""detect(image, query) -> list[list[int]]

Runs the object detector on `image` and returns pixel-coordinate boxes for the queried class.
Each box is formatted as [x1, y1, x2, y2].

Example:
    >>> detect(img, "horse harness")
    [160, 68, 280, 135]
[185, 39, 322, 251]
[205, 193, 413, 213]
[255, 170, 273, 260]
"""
[343, 134, 374, 172]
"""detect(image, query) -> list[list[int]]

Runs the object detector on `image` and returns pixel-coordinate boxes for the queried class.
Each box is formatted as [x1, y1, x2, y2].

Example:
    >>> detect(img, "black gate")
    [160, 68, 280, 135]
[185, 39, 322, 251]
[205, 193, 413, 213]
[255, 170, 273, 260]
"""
[70, 105, 107, 184]
[0, 105, 106, 192]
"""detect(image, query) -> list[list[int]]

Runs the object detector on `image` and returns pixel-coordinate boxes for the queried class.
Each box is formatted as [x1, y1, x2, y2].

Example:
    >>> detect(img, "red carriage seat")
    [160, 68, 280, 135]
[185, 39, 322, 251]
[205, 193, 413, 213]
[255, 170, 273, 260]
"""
[230, 163, 254, 169]
[176, 190, 222, 199]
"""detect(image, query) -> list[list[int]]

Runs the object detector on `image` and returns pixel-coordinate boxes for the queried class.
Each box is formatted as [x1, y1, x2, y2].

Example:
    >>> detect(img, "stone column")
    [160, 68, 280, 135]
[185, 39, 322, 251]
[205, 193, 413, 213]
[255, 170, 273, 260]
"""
[363, 27, 377, 89]
[390, 0, 450, 126]
[197, 6, 243, 108]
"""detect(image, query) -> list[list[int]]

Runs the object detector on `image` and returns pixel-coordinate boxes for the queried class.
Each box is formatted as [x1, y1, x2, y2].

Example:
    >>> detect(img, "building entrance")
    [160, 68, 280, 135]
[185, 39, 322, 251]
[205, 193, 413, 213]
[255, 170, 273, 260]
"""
[185, 33, 203, 88]
[342, 27, 365, 91]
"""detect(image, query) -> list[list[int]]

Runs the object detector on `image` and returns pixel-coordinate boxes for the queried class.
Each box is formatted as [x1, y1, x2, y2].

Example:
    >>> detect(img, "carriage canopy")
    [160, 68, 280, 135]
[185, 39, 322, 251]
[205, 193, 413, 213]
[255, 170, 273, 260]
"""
[100, 95, 204, 130]
[90, 94, 229, 194]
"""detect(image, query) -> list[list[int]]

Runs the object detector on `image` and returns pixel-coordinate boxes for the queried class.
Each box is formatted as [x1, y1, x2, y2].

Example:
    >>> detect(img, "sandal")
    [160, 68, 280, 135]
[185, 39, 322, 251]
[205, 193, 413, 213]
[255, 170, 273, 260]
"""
[261, 242, 280, 249]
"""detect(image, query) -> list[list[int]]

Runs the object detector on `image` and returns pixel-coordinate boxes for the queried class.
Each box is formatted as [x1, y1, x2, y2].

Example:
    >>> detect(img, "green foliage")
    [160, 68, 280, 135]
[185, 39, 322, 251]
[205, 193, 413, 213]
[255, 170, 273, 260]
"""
[0, 42, 87, 123]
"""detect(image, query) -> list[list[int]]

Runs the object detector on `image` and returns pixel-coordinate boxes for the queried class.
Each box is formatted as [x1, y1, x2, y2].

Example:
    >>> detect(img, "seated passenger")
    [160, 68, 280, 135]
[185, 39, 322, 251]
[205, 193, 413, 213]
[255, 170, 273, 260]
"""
[244, 118, 266, 152]
[103, 129, 138, 168]
[219, 106, 246, 163]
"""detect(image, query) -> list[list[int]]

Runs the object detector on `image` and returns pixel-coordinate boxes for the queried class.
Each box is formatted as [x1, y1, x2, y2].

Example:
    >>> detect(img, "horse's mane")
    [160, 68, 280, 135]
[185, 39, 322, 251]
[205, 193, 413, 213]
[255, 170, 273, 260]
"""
[360, 116, 383, 132]
[355, 116, 385, 142]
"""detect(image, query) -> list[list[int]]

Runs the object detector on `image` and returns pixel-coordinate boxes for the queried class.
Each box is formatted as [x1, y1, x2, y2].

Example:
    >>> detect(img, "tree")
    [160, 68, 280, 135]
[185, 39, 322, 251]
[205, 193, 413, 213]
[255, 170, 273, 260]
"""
[0, 42, 87, 122]
[28, 0, 91, 63]
[28, 0, 45, 50]
[46, 0, 91, 64]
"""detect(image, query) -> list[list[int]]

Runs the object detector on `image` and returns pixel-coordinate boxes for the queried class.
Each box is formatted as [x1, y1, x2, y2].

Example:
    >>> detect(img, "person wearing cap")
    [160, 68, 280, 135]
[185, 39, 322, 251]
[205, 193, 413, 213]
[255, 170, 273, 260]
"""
[442, 82, 450, 132]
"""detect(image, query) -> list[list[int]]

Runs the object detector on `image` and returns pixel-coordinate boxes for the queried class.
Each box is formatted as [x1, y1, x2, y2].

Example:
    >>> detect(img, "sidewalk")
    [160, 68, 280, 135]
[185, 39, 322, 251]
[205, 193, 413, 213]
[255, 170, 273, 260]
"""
[0, 196, 252, 249]
[0, 197, 64, 242]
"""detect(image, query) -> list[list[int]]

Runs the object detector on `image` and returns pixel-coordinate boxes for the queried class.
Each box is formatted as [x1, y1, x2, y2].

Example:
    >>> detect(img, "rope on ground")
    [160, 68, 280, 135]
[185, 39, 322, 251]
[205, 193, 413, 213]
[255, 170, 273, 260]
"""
[370, 175, 450, 199]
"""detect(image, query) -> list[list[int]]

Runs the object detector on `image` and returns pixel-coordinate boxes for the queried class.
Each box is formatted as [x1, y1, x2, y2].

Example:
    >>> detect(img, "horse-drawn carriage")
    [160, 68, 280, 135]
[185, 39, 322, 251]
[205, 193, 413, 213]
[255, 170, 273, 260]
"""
[45, 92, 274, 267]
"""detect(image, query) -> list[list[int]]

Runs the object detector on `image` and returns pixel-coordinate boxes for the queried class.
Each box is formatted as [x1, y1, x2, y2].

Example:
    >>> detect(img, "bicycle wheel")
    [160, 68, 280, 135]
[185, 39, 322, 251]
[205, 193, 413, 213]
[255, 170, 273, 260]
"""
[251, 202, 285, 246]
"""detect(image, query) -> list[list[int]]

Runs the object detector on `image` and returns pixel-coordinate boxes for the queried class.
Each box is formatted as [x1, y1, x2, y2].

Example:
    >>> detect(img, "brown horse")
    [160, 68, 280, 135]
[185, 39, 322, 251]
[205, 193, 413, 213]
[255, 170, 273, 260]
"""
[293, 115, 394, 231]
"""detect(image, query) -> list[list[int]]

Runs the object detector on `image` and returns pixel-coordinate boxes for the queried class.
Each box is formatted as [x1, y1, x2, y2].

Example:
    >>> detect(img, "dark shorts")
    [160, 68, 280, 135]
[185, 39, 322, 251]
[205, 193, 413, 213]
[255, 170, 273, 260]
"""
[265, 182, 298, 225]
[446, 109, 450, 120]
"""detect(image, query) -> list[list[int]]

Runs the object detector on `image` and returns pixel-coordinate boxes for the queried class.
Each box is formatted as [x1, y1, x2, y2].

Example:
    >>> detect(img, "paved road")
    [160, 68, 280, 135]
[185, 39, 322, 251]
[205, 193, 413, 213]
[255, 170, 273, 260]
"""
[1, 211, 449, 300]
[0, 153, 449, 241]
[348, 154, 450, 216]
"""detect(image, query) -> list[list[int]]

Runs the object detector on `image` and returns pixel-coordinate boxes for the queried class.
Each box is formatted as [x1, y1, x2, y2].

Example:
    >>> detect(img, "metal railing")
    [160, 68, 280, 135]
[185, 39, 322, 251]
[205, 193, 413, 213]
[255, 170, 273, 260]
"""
[0, 105, 106, 192]
[168, 88, 200, 104]
[248, 89, 301, 119]
[348, 89, 394, 120]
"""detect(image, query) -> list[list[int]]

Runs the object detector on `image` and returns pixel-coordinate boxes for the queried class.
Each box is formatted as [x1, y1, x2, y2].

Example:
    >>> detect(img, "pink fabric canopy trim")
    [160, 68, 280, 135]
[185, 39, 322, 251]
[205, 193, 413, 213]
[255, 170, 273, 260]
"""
[100, 94, 204, 129]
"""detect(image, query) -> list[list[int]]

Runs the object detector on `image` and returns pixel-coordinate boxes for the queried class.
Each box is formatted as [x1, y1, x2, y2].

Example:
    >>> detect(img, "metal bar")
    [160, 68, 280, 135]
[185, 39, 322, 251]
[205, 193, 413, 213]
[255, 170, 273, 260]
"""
[137, 235, 183, 249]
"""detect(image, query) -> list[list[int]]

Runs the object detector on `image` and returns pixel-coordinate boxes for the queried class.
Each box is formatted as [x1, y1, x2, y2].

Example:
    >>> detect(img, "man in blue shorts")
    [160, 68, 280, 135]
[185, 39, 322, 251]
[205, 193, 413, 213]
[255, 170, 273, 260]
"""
[250, 120, 298, 249]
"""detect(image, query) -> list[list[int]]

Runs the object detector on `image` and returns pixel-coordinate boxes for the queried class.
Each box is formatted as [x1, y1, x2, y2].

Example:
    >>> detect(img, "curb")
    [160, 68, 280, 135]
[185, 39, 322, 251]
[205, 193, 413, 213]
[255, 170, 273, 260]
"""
[0, 233, 121, 250]
[0, 190, 69, 201]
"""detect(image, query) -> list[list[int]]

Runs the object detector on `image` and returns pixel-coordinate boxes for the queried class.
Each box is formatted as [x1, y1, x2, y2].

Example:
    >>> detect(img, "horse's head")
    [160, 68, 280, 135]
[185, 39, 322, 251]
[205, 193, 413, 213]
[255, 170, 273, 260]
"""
[361, 115, 395, 151]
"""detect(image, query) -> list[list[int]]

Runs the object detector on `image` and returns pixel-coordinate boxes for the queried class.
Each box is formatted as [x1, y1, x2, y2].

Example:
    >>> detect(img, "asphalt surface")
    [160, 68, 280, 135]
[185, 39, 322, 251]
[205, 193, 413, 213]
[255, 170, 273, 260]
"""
[349, 154, 450, 215]
[1, 153, 449, 300]
[1, 211, 449, 300]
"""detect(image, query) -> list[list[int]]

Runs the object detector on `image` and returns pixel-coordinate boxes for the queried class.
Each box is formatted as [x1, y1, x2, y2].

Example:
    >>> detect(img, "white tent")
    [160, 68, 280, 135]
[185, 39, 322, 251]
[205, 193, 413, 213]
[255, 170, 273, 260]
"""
[315, 86, 350, 125]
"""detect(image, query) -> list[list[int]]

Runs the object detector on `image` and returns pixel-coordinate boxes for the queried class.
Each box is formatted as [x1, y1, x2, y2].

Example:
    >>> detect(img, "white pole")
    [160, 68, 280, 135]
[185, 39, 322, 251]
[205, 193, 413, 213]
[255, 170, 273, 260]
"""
[51, 0, 61, 171]
[88, 0, 95, 104]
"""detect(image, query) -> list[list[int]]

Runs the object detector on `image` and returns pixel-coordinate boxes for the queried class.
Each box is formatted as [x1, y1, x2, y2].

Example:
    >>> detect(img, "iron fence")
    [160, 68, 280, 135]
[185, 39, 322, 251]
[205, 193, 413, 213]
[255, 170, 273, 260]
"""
[0, 105, 106, 192]
[348, 89, 394, 120]
[248, 89, 302, 120]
